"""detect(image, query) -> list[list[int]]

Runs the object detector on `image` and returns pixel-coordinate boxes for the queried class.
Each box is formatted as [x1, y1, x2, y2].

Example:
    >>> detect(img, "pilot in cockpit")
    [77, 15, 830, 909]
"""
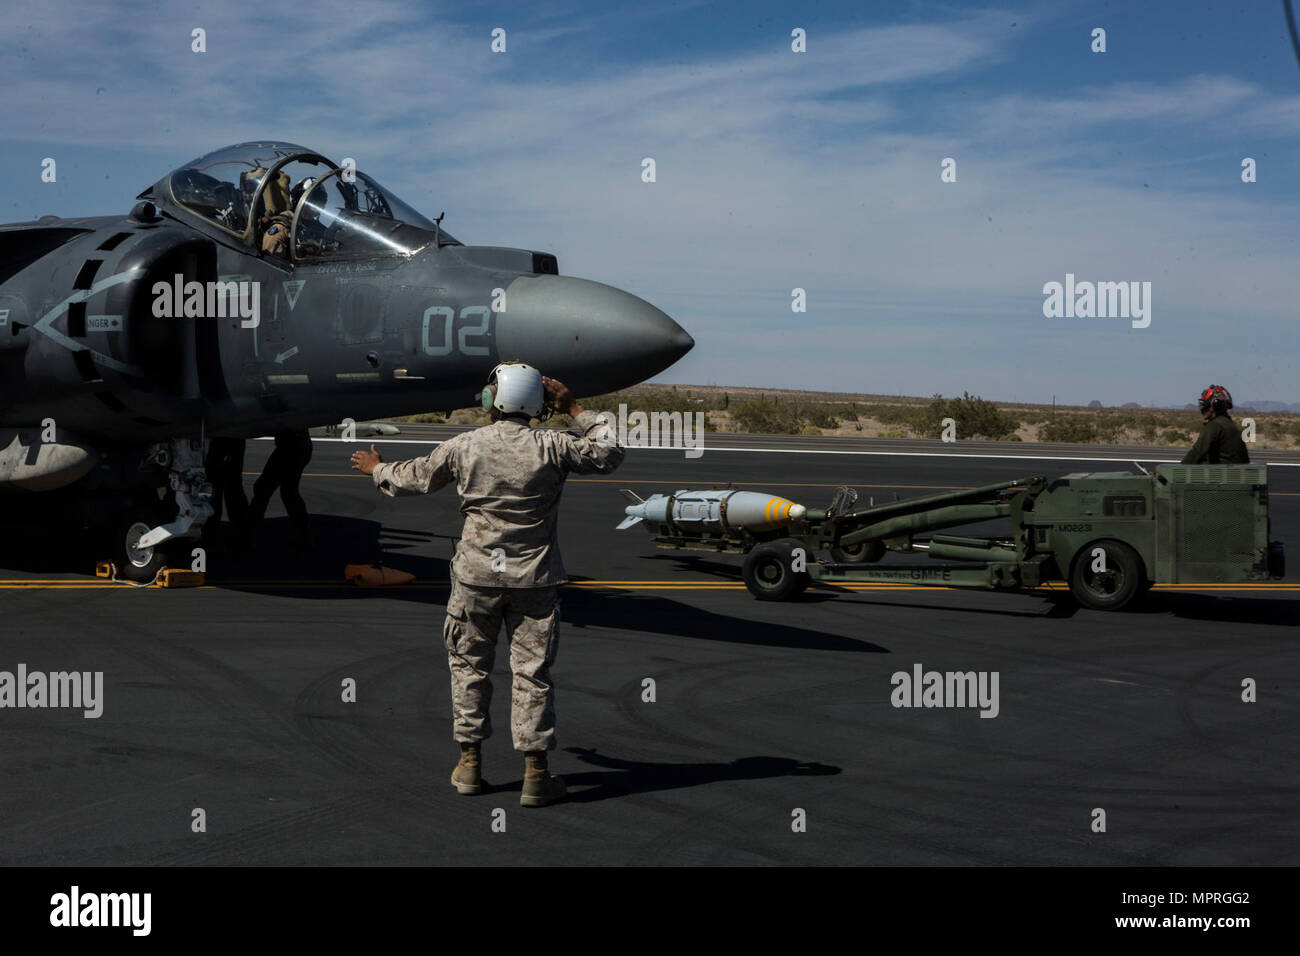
[261, 177, 332, 258]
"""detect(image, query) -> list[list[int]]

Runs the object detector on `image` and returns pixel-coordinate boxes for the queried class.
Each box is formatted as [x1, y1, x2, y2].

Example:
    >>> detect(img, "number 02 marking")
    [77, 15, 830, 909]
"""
[422, 305, 491, 356]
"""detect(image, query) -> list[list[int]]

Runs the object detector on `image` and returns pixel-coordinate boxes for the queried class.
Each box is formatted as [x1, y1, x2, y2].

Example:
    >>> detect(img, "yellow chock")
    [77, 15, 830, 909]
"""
[159, 569, 205, 588]
[95, 561, 114, 579]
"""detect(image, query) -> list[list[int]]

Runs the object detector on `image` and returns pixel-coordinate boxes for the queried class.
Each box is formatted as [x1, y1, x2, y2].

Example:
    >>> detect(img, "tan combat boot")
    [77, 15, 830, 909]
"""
[520, 751, 566, 808]
[451, 741, 483, 795]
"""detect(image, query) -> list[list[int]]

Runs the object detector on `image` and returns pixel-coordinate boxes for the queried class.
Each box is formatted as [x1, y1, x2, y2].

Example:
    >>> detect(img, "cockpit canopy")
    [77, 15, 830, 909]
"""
[147, 141, 458, 260]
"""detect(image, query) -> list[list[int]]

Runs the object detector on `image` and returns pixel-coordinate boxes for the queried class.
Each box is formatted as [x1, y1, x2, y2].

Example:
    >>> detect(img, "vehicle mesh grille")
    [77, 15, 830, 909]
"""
[1178, 489, 1256, 579]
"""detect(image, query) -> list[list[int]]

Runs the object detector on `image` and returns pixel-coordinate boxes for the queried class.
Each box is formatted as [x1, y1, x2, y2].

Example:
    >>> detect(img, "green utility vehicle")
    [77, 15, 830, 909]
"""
[651, 465, 1285, 610]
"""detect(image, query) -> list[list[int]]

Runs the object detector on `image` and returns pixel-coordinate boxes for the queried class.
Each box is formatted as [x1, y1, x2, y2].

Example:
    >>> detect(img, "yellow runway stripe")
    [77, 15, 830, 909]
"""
[0, 580, 1296, 593]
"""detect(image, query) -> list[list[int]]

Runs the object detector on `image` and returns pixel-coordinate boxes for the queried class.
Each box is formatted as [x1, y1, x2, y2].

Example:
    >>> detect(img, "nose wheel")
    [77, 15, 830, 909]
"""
[123, 519, 157, 569]
[107, 504, 179, 582]
[99, 436, 212, 584]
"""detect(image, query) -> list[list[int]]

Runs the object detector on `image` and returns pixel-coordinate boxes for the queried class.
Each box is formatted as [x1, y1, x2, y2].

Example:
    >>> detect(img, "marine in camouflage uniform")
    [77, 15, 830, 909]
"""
[352, 371, 622, 804]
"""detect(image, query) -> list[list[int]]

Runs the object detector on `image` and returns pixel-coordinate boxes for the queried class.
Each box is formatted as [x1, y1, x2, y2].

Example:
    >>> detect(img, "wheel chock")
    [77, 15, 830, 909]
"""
[94, 561, 203, 587]
[159, 568, 205, 588]
[345, 563, 416, 587]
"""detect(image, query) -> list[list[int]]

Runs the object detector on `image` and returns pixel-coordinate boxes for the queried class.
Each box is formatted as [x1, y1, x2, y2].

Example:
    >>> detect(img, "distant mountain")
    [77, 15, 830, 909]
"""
[1235, 400, 1300, 413]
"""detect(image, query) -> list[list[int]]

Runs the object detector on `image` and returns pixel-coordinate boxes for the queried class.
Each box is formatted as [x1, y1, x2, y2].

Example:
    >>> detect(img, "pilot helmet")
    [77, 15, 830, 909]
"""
[482, 362, 545, 418]
[291, 177, 317, 209]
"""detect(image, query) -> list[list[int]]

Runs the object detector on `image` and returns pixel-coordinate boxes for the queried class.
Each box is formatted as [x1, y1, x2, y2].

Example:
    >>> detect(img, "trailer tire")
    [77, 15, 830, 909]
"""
[1069, 539, 1144, 611]
[743, 539, 811, 601]
[830, 540, 886, 564]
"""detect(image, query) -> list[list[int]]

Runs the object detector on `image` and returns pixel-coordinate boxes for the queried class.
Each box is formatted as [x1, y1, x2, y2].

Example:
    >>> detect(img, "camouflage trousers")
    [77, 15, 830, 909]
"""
[442, 578, 561, 752]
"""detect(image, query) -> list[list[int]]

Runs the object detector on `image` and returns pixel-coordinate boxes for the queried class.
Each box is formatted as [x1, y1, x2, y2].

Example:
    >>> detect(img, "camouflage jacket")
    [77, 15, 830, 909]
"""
[372, 410, 623, 586]
[1182, 414, 1250, 465]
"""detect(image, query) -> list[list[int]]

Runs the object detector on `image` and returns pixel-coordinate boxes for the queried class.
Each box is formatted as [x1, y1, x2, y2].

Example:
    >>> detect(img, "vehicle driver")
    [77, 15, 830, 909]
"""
[1182, 384, 1250, 464]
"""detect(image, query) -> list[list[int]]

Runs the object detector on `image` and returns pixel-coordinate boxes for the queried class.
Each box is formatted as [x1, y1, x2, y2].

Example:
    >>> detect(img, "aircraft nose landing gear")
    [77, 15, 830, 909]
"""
[135, 438, 213, 550]
[106, 438, 213, 582]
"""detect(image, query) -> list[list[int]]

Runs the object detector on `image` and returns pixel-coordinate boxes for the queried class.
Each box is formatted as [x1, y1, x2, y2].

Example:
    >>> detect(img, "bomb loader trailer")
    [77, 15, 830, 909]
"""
[618, 465, 1285, 611]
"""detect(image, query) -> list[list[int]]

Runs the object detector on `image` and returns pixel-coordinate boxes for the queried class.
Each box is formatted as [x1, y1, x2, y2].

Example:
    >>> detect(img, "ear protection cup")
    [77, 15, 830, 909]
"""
[1199, 384, 1234, 414]
[481, 384, 495, 410]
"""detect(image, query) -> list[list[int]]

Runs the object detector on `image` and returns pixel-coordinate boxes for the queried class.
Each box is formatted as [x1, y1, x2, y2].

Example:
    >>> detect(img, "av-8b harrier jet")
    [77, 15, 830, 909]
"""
[0, 141, 693, 578]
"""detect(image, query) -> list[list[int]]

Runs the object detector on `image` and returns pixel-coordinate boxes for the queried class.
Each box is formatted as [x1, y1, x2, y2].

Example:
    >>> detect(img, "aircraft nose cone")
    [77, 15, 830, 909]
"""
[497, 275, 692, 394]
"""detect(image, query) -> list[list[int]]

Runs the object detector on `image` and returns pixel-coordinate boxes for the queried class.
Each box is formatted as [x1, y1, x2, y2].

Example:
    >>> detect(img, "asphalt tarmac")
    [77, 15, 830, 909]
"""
[1, 436, 1297, 865]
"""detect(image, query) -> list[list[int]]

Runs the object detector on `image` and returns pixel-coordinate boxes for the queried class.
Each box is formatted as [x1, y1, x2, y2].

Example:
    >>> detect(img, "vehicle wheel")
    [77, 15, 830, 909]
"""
[1268, 540, 1285, 579]
[830, 540, 885, 564]
[109, 509, 174, 583]
[743, 539, 811, 601]
[1069, 539, 1144, 611]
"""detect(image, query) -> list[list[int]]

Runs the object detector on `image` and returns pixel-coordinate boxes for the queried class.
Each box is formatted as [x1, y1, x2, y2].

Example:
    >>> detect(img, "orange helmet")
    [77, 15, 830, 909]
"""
[1198, 384, 1233, 413]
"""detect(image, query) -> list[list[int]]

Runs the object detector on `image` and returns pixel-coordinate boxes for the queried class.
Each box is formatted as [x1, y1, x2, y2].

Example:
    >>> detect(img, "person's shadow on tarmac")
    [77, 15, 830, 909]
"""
[482, 747, 840, 803]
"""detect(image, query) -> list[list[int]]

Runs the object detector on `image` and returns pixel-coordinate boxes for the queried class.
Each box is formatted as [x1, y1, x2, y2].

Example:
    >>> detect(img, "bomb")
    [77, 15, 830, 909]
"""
[617, 489, 806, 534]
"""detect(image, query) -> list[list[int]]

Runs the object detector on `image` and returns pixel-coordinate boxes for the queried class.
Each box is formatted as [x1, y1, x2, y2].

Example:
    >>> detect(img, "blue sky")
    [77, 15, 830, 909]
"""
[3, 0, 1298, 405]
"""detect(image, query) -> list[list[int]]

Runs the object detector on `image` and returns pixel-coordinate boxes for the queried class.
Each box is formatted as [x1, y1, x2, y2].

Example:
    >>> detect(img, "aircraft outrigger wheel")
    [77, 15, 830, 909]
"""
[830, 540, 886, 564]
[743, 538, 811, 601]
[1069, 538, 1146, 611]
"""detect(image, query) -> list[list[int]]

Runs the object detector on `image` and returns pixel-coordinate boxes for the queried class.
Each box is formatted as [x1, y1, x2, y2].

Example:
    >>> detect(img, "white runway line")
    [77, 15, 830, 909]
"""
[292, 436, 1300, 467]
